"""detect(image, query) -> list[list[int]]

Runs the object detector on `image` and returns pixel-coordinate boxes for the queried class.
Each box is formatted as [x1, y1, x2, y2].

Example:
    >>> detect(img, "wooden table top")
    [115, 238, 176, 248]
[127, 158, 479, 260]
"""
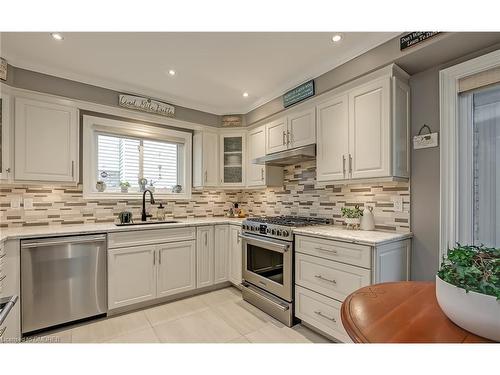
[341, 281, 492, 343]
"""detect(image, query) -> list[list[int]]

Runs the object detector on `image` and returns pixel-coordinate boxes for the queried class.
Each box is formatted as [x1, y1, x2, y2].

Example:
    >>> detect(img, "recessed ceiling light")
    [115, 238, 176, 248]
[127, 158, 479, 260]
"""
[242, 92, 249, 98]
[332, 34, 342, 43]
[50, 33, 64, 41]
[168, 69, 176, 76]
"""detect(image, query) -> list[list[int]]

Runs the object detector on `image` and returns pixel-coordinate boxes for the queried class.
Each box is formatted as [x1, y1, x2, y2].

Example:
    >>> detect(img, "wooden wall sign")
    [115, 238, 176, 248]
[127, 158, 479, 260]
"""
[0, 58, 7, 81]
[222, 115, 242, 127]
[118, 94, 175, 117]
[400, 32, 439, 51]
[283, 80, 315, 108]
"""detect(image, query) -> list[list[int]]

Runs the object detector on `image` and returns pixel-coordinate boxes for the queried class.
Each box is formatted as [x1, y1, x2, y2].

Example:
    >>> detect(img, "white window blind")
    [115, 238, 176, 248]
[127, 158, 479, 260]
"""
[143, 139, 178, 189]
[97, 133, 179, 192]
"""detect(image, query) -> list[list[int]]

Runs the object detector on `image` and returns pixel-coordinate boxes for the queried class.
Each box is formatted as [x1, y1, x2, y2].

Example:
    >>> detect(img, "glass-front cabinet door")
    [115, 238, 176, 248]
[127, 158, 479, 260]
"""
[220, 132, 246, 186]
[0, 93, 11, 181]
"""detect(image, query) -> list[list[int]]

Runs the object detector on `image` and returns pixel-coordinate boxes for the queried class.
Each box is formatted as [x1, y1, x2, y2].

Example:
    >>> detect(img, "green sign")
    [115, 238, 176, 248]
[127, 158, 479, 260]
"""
[283, 80, 315, 108]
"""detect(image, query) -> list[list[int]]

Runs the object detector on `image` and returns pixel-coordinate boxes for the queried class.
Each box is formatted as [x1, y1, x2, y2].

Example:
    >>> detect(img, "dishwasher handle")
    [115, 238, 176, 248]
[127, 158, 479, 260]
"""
[21, 235, 106, 248]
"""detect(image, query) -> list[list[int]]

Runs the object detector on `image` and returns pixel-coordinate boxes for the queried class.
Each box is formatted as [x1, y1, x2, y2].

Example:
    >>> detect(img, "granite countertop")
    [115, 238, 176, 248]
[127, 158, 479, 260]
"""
[0, 217, 245, 243]
[293, 225, 412, 246]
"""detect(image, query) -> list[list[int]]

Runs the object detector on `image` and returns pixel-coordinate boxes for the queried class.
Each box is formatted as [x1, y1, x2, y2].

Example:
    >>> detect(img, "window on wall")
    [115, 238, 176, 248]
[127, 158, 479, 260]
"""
[458, 84, 500, 248]
[83, 115, 192, 200]
[96, 134, 180, 191]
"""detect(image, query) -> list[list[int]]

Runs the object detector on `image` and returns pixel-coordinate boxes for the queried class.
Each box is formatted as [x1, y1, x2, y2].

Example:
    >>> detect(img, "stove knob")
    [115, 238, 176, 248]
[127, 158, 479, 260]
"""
[277, 229, 282, 236]
[253, 226, 258, 231]
[243, 224, 247, 230]
[271, 229, 276, 235]
[266, 228, 271, 234]
[282, 230, 289, 237]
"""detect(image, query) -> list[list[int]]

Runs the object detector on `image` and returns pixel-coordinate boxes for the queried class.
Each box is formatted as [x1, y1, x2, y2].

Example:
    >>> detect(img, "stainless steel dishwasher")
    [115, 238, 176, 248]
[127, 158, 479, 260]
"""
[21, 234, 107, 334]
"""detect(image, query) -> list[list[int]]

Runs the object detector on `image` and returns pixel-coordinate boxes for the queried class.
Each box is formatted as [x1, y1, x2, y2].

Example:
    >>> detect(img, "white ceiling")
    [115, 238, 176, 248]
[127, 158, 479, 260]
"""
[1, 32, 399, 114]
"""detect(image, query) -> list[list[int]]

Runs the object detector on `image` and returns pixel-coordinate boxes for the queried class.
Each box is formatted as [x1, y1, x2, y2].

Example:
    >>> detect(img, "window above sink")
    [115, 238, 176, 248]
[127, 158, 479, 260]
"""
[82, 114, 192, 200]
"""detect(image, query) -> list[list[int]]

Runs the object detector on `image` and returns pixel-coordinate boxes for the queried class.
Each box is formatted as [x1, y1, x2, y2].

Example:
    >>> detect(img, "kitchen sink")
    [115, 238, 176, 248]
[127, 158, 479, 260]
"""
[115, 220, 179, 226]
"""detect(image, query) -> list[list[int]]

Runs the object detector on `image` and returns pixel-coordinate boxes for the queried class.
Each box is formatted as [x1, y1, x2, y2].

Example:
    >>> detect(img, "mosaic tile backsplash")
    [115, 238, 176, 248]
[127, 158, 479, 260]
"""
[0, 161, 410, 232]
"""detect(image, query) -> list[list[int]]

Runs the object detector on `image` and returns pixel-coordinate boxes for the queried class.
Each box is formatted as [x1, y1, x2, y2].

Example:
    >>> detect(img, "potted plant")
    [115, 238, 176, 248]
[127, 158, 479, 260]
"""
[436, 244, 500, 341]
[341, 205, 363, 230]
[120, 181, 130, 193]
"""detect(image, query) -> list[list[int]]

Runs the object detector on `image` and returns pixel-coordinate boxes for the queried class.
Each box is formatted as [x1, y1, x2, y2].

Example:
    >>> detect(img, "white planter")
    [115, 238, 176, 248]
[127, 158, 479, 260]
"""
[344, 217, 361, 230]
[435, 275, 500, 341]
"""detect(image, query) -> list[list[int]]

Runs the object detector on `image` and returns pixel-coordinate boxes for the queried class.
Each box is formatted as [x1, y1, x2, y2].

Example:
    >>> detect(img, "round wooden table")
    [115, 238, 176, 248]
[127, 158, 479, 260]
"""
[341, 281, 492, 343]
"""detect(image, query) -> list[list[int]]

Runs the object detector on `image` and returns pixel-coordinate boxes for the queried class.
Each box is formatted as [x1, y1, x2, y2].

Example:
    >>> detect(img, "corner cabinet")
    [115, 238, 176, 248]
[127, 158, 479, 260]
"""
[220, 132, 246, 187]
[14, 96, 78, 182]
[316, 66, 410, 183]
[193, 130, 219, 188]
[247, 125, 283, 187]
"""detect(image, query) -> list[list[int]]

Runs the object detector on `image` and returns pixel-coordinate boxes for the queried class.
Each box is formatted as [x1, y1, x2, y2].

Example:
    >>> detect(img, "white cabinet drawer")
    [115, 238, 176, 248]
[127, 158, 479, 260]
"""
[295, 285, 351, 342]
[295, 252, 371, 302]
[295, 235, 371, 268]
[108, 227, 196, 249]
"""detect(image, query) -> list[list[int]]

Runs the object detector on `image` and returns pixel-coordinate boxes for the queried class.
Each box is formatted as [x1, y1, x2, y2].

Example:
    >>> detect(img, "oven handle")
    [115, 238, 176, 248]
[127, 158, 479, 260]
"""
[238, 233, 290, 253]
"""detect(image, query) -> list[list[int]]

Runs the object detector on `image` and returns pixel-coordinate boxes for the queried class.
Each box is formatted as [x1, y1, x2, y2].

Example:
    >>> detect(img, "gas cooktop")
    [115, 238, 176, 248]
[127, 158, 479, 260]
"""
[242, 216, 332, 241]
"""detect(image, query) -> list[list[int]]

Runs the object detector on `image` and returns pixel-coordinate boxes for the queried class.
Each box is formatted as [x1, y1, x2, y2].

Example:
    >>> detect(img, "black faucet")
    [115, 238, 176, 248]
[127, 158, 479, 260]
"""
[141, 189, 156, 221]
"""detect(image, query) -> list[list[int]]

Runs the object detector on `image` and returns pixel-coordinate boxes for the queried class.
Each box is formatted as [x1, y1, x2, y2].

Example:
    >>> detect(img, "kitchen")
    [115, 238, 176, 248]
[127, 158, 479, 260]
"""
[1, 3, 499, 374]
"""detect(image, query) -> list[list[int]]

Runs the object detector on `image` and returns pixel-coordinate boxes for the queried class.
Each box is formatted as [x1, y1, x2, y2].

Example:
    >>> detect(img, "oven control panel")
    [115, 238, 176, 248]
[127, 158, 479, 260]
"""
[242, 222, 293, 241]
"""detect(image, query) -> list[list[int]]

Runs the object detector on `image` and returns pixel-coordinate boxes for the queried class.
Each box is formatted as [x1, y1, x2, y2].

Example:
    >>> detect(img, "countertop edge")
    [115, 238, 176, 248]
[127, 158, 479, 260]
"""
[293, 229, 413, 246]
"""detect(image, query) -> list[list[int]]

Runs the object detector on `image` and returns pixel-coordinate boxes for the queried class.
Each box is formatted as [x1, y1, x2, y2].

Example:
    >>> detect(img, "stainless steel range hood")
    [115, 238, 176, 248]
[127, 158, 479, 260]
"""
[253, 144, 316, 166]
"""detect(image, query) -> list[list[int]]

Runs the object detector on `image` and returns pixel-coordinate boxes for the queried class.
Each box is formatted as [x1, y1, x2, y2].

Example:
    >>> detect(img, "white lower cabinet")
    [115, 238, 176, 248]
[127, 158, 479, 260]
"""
[295, 234, 410, 342]
[229, 225, 242, 286]
[108, 245, 157, 309]
[214, 225, 230, 284]
[196, 226, 215, 288]
[157, 241, 196, 298]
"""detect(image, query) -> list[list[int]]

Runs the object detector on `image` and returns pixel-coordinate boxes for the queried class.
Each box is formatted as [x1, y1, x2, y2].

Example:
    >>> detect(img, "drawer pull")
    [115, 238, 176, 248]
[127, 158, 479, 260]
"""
[314, 274, 336, 284]
[314, 310, 336, 322]
[315, 247, 338, 255]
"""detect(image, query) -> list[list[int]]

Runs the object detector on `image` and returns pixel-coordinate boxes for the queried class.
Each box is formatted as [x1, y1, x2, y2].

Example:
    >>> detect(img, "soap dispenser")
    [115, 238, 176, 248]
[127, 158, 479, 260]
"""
[156, 202, 166, 221]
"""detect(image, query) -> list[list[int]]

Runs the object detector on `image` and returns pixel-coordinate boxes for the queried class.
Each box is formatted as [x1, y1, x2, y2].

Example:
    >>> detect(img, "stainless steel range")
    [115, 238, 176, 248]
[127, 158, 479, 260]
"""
[240, 216, 331, 326]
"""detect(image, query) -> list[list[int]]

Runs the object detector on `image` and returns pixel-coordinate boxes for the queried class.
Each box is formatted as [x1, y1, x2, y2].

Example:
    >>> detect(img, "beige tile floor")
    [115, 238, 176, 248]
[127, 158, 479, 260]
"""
[28, 287, 331, 343]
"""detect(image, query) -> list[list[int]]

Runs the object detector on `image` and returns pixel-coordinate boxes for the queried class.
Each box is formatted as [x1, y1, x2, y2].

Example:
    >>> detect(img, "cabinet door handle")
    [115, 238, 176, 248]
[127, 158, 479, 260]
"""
[261, 168, 264, 181]
[315, 247, 338, 255]
[282, 131, 286, 145]
[349, 154, 352, 174]
[205, 232, 208, 246]
[71, 161, 75, 178]
[314, 310, 336, 322]
[314, 274, 337, 284]
[159, 250, 161, 265]
[342, 155, 346, 177]
[286, 130, 291, 145]
[153, 251, 156, 265]
[5, 168, 11, 173]
[204, 170, 208, 183]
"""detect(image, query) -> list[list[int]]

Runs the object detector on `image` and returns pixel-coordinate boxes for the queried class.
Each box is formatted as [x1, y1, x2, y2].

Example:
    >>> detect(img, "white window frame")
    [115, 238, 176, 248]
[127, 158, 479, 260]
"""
[439, 48, 500, 262]
[83, 114, 192, 200]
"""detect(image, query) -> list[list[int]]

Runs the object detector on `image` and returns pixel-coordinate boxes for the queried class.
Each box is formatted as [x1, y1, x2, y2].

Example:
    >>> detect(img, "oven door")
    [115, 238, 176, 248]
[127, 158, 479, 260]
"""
[241, 233, 292, 302]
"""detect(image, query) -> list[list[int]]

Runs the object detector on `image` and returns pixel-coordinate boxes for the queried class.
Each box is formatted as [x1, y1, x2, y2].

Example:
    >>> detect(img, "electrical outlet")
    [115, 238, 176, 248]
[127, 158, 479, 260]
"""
[24, 198, 34, 209]
[11, 196, 21, 209]
[391, 196, 403, 212]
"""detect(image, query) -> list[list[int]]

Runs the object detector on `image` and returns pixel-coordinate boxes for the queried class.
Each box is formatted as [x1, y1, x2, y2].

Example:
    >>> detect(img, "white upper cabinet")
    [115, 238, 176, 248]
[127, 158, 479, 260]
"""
[0, 93, 12, 180]
[193, 131, 219, 188]
[247, 125, 283, 187]
[265, 117, 287, 154]
[15, 97, 78, 182]
[348, 77, 391, 179]
[220, 132, 246, 187]
[287, 107, 316, 148]
[316, 95, 349, 182]
[265, 110, 315, 154]
[315, 65, 410, 183]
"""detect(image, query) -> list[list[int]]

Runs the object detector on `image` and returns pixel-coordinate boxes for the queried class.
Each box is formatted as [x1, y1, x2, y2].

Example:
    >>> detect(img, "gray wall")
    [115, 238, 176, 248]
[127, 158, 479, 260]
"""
[6, 66, 222, 127]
